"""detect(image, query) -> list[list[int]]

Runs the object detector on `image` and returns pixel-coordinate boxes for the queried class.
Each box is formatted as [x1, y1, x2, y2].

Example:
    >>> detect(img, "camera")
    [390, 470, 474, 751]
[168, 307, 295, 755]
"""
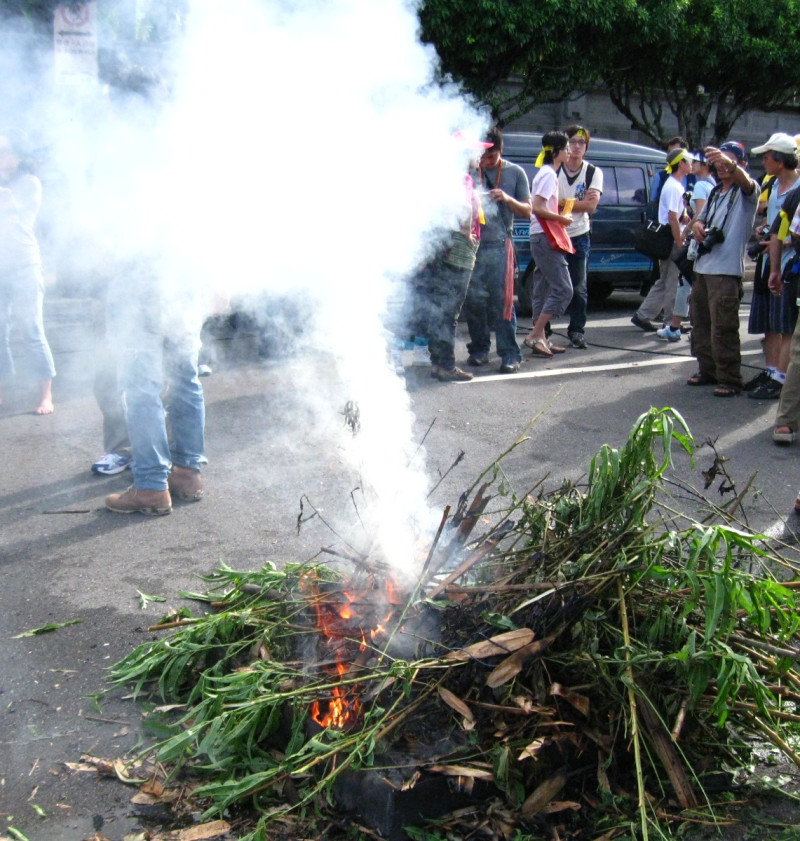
[746, 225, 771, 260]
[697, 226, 725, 256]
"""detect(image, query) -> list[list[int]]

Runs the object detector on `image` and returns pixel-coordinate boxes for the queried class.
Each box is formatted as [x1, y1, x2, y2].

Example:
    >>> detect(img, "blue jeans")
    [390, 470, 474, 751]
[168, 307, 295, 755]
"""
[565, 233, 590, 335]
[464, 241, 520, 363]
[108, 268, 206, 492]
[0, 264, 56, 382]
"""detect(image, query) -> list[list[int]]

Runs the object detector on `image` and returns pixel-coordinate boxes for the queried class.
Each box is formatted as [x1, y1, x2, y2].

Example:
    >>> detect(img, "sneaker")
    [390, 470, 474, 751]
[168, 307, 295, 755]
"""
[569, 331, 587, 349]
[631, 313, 658, 332]
[105, 486, 172, 516]
[467, 353, 489, 366]
[656, 326, 681, 342]
[747, 379, 782, 400]
[168, 465, 204, 502]
[433, 366, 473, 382]
[91, 453, 132, 476]
[413, 346, 430, 366]
[198, 363, 212, 377]
[499, 360, 520, 374]
[742, 369, 772, 392]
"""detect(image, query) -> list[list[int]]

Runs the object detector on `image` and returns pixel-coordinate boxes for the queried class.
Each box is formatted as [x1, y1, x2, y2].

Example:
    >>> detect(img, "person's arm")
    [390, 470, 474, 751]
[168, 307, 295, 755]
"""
[705, 147, 756, 196]
[668, 209, 682, 247]
[532, 193, 572, 225]
[488, 187, 532, 218]
[570, 188, 600, 215]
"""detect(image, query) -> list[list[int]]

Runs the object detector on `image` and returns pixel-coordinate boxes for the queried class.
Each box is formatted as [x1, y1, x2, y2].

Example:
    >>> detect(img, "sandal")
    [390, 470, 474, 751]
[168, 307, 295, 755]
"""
[773, 427, 796, 445]
[547, 341, 566, 354]
[713, 385, 740, 397]
[524, 337, 553, 358]
[686, 372, 717, 386]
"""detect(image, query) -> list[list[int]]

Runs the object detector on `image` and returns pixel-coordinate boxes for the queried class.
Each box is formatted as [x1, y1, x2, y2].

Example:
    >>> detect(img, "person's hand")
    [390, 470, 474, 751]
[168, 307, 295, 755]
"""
[559, 213, 573, 226]
[693, 221, 707, 242]
[488, 188, 508, 203]
[768, 270, 784, 297]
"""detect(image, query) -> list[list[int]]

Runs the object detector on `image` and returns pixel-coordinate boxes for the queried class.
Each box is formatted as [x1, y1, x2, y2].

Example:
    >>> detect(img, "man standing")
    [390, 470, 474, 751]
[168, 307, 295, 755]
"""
[631, 148, 694, 333]
[686, 143, 758, 396]
[104, 262, 207, 515]
[558, 125, 603, 349]
[464, 127, 532, 374]
[745, 133, 800, 399]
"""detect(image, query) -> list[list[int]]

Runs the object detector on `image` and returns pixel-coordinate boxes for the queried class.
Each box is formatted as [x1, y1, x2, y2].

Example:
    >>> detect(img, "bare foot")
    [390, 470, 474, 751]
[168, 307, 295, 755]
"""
[35, 397, 54, 415]
[36, 380, 54, 414]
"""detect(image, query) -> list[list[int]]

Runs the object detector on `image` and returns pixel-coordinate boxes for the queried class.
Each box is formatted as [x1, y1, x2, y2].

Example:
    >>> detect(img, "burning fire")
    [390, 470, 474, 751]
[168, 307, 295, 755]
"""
[304, 573, 403, 730]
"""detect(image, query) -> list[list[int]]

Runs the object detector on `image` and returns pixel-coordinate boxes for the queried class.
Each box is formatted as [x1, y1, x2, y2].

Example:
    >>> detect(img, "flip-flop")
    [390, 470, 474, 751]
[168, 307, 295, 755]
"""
[773, 427, 796, 445]
[524, 337, 553, 358]
[686, 372, 717, 386]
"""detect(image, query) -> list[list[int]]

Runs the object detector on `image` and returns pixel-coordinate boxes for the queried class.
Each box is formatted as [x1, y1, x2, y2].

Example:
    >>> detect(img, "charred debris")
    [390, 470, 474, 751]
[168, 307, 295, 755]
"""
[107, 408, 800, 840]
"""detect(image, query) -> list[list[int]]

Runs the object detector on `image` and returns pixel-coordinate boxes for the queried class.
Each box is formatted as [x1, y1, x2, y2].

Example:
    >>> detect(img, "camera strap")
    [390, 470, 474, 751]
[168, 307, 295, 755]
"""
[704, 183, 739, 233]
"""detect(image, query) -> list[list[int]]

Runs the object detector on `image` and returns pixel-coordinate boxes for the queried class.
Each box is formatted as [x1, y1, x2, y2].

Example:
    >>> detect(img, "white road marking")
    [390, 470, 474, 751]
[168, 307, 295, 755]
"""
[464, 348, 764, 384]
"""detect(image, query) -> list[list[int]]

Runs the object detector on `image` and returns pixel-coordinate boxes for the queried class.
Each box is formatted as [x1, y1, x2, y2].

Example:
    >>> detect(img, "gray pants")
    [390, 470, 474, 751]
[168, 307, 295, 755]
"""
[530, 234, 573, 320]
[636, 244, 681, 325]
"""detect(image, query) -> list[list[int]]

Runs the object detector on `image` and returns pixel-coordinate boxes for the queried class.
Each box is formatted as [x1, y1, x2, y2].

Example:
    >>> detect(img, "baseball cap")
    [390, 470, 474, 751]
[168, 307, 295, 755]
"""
[751, 132, 796, 155]
[719, 141, 747, 162]
[452, 130, 493, 149]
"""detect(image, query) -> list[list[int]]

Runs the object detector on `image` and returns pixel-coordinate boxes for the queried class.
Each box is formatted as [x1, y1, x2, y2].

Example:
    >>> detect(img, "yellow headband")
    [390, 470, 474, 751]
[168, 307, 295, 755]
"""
[572, 129, 588, 140]
[666, 150, 687, 172]
[535, 145, 554, 168]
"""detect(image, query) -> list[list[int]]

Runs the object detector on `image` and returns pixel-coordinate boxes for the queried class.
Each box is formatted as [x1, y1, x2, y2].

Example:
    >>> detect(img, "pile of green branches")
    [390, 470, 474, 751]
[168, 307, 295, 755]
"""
[109, 408, 800, 840]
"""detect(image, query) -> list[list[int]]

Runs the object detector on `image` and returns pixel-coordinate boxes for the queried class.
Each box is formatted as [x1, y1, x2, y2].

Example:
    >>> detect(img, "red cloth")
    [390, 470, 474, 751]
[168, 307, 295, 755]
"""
[503, 237, 515, 321]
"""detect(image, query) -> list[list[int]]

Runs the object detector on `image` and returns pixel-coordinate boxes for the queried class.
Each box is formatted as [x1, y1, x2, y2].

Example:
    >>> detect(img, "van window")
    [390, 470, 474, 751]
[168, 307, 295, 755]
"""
[598, 165, 648, 207]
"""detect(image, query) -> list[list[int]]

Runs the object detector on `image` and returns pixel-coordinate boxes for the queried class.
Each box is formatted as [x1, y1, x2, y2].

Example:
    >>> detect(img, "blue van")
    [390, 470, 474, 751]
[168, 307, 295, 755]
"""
[500, 132, 666, 313]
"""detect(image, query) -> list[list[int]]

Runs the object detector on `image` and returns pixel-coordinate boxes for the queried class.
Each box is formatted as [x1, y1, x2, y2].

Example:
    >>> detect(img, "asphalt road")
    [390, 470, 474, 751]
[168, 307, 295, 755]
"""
[2, 286, 799, 841]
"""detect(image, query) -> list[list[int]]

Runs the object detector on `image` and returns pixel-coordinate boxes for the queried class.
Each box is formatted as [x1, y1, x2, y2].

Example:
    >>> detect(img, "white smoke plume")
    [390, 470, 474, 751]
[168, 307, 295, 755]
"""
[7, 0, 489, 577]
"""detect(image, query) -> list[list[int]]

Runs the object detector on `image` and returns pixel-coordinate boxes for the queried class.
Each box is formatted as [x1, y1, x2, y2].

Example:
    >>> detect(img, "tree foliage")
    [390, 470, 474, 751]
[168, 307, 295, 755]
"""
[419, 0, 800, 146]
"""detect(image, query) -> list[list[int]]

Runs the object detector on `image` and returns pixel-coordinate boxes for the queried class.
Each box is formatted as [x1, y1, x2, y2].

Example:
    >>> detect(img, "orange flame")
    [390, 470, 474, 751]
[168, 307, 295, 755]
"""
[307, 573, 406, 730]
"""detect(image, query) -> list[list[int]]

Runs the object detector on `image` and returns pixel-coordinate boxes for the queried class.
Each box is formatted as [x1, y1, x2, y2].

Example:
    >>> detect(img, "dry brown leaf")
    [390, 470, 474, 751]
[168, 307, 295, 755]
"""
[141, 779, 165, 797]
[521, 770, 567, 817]
[541, 800, 581, 814]
[130, 790, 179, 806]
[485, 638, 551, 688]
[438, 686, 475, 729]
[429, 763, 494, 780]
[64, 761, 97, 773]
[445, 628, 535, 661]
[549, 682, 590, 717]
[146, 821, 231, 841]
[169, 821, 232, 841]
[400, 770, 421, 791]
[518, 738, 548, 761]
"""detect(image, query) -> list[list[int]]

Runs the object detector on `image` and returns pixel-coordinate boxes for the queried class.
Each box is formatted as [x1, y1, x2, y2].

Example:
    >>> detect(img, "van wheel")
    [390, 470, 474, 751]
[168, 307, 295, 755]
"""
[588, 282, 613, 302]
[515, 262, 534, 318]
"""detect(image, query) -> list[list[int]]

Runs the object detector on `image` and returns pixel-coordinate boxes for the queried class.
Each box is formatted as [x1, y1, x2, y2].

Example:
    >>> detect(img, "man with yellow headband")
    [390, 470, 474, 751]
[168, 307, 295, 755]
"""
[631, 148, 694, 334]
[558, 125, 603, 349]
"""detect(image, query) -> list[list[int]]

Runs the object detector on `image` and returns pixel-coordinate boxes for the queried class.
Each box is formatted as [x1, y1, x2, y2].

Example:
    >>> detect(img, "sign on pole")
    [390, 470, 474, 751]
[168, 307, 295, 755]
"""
[53, 1, 98, 87]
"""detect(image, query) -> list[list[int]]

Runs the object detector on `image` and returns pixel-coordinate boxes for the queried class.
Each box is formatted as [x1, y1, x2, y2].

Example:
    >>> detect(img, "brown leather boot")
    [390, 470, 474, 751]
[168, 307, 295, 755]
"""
[168, 465, 204, 502]
[105, 486, 172, 516]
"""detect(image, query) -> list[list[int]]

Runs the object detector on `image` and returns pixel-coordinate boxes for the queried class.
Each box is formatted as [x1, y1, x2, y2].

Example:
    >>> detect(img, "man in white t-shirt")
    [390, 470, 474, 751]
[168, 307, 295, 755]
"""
[557, 125, 603, 349]
[631, 148, 694, 334]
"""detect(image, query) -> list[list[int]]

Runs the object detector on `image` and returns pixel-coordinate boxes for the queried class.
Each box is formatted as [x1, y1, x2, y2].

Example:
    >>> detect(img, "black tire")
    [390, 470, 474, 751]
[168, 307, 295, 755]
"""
[515, 262, 535, 317]
[588, 281, 613, 302]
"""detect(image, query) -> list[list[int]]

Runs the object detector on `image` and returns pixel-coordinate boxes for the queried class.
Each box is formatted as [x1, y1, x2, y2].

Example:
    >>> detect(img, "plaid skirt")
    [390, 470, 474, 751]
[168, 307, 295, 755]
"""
[748, 285, 798, 335]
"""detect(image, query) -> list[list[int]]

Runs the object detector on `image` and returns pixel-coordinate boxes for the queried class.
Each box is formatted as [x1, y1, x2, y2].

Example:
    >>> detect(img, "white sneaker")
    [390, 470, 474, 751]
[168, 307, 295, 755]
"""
[413, 341, 431, 366]
[656, 326, 681, 342]
[91, 453, 132, 476]
[198, 364, 212, 376]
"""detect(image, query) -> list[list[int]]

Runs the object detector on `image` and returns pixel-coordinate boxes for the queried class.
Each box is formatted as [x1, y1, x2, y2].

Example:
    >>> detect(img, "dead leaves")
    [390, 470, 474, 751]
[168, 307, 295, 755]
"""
[445, 628, 535, 661]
